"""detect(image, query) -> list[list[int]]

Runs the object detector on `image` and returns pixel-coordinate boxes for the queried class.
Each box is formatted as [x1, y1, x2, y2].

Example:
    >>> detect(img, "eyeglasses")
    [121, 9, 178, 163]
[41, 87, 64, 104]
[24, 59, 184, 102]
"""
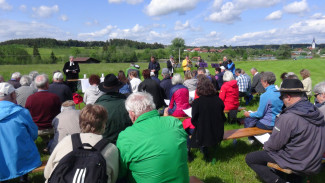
[314, 93, 321, 98]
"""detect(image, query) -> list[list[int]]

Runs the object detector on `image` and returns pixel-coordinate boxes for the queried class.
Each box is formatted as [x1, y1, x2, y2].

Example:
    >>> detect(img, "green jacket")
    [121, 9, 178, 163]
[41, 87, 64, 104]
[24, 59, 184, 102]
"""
[116, 110, 189, 183]
[95, 92, 132, 143]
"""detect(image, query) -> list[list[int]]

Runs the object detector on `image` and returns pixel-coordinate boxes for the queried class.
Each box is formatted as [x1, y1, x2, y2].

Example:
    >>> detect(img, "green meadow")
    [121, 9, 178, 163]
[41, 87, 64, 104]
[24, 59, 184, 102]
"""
[3, 58, 325, 182]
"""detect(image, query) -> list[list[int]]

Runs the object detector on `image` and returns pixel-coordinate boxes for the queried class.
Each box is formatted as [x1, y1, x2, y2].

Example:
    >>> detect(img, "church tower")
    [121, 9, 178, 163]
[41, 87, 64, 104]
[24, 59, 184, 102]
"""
[312, 37, 316, 49]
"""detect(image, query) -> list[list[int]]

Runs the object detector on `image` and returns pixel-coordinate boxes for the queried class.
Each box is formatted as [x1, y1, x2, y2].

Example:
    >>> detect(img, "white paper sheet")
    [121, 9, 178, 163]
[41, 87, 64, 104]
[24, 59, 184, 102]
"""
[164, 99, 170, 106]
[183, 107, 192, 118]
[254, 133, 271, 144]
[189, 90, 195, 100]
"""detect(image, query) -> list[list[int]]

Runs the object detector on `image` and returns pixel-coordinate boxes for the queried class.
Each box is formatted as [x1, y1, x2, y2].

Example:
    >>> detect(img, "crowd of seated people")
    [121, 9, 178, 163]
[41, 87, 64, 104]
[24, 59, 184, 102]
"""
[1, 58, 325, 183]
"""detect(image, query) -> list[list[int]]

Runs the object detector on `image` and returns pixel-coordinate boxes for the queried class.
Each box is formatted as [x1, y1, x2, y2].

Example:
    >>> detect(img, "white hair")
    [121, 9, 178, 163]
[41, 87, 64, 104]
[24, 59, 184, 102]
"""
[223, 71, 234, 82]
[125, 92, 156, 117]
[171, 73, 183, 85]
[53, 72, 64, 80]
[19, 75, 32, 86]
[11, 72, 21, 80]
[314, 81, 325, 94]
[35, 74, 49, 89]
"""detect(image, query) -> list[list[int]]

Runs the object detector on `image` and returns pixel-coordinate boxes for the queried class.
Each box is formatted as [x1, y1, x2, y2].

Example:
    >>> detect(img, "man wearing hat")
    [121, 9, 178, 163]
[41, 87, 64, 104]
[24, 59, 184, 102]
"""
[246, 79, 325, 183]
[63, 56, 80, 92]
[49, 72, 72, 104]
[95, 74, 132, 143]
[0, 83, 41, 182]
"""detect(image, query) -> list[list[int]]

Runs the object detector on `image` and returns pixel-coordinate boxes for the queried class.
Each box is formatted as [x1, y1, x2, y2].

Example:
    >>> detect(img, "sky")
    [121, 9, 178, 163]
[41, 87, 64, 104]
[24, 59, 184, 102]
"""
[0, 0, 325, 46]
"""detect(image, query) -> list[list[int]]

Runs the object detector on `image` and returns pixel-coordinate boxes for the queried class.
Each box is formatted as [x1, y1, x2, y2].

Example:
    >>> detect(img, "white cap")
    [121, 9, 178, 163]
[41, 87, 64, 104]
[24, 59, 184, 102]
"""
[220, 66, 226, 70]
[53, 72, 64, 80]
[0, 83, 15, 97]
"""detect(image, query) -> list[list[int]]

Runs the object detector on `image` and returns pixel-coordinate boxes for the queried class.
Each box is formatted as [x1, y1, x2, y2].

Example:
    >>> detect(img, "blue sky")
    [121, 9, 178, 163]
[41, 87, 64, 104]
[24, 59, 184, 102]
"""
[0, 0, 324, 46]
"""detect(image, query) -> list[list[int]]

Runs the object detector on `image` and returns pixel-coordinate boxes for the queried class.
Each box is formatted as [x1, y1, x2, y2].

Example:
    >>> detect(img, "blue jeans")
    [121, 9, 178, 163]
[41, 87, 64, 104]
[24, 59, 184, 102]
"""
[244, 117, 273, 140]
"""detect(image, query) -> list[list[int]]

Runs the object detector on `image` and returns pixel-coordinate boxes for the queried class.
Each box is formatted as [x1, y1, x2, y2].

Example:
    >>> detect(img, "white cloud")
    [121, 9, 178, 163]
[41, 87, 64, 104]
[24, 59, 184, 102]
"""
[0, 0, 12, 10]
[207, 0, 281, 23]
[227, 15, 325, 45]
[310, 13, 324, 19]
[32, 5, 59, 18]
[145, 0, 200, 16]
[78, 25, 115, 38]
[283, 0, 308, 14]
[207, 2, 241, 24]
[108, 0, 143, 5]
[19, 5, 27, 12]
[265, 10, 282, 20]
[85, 20, 99, 26]
[174, 20, 190, 30]
[60, 15, 68, 22]
[189, 31, 222, 46]
[0, 19, 71, 42]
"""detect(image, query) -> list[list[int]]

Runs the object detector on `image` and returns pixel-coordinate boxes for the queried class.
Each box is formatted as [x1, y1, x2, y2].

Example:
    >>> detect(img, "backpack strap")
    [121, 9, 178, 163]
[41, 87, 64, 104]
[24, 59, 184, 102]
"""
[71, 133, 83, 150]
[93, 138, 110, 152]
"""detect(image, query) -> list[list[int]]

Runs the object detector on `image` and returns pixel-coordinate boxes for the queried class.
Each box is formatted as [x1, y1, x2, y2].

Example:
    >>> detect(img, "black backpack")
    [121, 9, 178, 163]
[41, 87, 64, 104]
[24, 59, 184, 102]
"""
[48, 133, 109, 183]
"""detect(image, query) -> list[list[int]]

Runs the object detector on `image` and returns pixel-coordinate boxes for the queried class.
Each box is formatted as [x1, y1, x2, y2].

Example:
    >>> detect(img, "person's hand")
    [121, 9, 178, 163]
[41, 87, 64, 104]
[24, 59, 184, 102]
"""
[163, 108, 169, 116]
[244, 111, 250, 117]
[151, 69, 155, 72]
[72, 70, 77, 73]
[66, 69, 69, 72]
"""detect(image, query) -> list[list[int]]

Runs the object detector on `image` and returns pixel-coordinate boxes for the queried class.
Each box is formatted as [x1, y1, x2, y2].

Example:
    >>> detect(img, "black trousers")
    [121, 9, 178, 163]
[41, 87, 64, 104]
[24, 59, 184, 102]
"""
[246, 150, 304, 183]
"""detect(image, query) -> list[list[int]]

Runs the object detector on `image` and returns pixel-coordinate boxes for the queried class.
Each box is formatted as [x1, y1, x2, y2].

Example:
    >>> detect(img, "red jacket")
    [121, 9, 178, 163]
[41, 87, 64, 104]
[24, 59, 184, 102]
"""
[168, 84, 191, 117]
[219, 80, 239, 110]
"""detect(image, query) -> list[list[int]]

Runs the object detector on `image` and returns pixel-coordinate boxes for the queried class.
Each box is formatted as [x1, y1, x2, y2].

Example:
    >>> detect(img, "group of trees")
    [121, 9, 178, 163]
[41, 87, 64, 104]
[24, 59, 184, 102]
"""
[0, 37, 322, 65]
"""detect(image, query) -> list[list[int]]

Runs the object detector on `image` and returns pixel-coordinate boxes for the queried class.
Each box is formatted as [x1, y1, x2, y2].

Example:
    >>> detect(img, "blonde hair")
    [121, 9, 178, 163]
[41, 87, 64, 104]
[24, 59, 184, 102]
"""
[300, 69, 310, 79]
[79, 104, 108, 134]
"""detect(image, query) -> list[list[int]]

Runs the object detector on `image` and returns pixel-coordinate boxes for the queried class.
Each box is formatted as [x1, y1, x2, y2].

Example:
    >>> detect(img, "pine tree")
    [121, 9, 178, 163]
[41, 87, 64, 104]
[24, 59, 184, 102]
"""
[50, 51, 57, 64]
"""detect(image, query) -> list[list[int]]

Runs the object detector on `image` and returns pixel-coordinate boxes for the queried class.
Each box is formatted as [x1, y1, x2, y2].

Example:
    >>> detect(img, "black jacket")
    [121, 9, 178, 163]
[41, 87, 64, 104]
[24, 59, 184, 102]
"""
[63, 62, 80, 80]
[160, 77, 173, 99]
[148, 61, 160, 77]
[138, 78, 164, 109]
[191, 95, 225, 148]
[251, 72, 265, 93]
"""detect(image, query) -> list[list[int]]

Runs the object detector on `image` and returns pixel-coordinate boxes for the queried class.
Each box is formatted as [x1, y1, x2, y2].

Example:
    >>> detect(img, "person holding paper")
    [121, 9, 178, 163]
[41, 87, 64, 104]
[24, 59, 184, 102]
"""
[163, 73, 190, 117]
[243, 72, 283, 144]
[63, 56, 80, 92]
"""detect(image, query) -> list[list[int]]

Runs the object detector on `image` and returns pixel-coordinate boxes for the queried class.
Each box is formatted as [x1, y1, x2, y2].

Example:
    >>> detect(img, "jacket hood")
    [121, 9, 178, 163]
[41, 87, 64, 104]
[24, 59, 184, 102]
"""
[87, 85, 103, 96]
[0, 101, 23, 121]
[285, 99, 325, 126]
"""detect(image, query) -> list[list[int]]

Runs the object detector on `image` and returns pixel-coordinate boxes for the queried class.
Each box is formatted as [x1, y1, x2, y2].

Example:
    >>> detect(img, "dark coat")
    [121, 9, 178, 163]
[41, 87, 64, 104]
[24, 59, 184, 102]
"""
[95, 92, 132, 143]
[48, 82, 73, 104]
[63, 62, 80, 80]
[148, 61, 160, 77]
[138, 78, 164, 109]
[166, 60, 173, 73]
[190, 95, 226, 148]
[251, 72, 265, 93]
[160, 77, 173, 99]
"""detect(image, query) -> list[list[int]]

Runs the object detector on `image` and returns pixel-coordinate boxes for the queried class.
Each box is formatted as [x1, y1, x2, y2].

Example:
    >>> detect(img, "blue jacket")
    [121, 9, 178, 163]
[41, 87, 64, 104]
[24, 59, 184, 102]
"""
[0, 101, 41, 181]
[249, 85, 283, 127]
[160, 77, 173, 99]
[227, 62, 235, 74]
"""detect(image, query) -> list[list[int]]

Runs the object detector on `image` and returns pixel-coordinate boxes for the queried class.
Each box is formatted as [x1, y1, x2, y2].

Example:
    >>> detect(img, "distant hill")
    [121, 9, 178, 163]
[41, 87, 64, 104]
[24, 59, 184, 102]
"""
[0, 38, 164, 49]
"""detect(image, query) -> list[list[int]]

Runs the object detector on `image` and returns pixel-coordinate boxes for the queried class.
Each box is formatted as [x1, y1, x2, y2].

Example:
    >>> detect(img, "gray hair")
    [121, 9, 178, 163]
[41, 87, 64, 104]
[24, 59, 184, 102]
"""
[125, 92, 156, 117]
[29, 71, 39, 81]
[171, 73, 183, 85]
[223, 71, 234, 82]
[314, 81, 325, 94]
[35, 74, 49, 89]
[19, 75, 32, 86]
[261, 72, 276, 85]
[251, 68, 257, 72]
[11, 72, 21, 80]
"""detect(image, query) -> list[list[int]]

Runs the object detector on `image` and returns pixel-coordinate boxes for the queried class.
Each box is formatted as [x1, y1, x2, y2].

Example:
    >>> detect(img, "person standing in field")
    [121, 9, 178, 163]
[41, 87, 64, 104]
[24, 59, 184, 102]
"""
[63, 56, 80, 92]
[182, 55, 192, 74]
[148, 56, 160, 78]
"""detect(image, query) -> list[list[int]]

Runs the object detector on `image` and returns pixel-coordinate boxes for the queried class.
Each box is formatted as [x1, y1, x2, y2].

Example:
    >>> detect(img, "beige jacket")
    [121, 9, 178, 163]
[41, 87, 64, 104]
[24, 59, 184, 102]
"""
[302, 77, 312, 97]
[44, 133, 119, 183]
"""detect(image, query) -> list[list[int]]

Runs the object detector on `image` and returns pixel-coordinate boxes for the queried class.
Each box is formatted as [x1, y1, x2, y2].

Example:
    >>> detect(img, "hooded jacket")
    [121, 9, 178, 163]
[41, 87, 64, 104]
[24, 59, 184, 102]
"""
[83, 85, 104, 105]
[219, 80, 239, 110]
[264, 99, 325, 175]
[168, 84, 191, 117]
[0, 101, 41, 181]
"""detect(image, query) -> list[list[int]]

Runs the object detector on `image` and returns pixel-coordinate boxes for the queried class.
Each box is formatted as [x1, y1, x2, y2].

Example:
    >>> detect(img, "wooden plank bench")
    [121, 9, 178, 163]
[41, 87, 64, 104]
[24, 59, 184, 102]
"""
[267, 162, 293, 174]
[223, 127, 272, 140]
[32, 160, 47, 173]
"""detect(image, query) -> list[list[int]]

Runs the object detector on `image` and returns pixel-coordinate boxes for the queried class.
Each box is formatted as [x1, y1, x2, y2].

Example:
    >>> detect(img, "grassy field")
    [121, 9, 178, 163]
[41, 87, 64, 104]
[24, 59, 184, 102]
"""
[3, 58, 325, 183]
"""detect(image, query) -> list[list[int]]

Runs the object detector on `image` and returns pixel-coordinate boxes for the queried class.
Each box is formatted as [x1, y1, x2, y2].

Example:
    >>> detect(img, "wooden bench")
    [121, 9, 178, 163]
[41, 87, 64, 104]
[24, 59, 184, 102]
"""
[32, 160, 47, 173]
[267, 162, 293, 174]
[223, 127, 272, 140]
